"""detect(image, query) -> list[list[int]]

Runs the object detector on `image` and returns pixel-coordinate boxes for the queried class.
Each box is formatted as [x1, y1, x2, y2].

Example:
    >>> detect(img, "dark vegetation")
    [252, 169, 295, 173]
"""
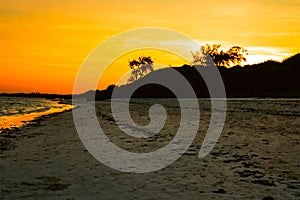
[3, 46, 299, 100]
[79, 52, 300, 100]
[0, 92, 72, 99]
[127, 56, 154, 83]
[192, 44, 247, 67]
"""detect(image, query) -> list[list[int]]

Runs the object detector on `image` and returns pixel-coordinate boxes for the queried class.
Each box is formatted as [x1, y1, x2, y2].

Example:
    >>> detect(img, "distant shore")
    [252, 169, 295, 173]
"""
[0, 92, 72, 99]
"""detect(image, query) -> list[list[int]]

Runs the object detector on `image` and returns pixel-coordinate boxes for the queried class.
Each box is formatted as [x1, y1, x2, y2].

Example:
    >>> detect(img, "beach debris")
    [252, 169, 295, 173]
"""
[237, 169, 265, 178]
[0, 139, 10, 150]
[212, 188, 226, 194]
[262, 196, 275, 200]
[37, 176, 70, 191]
[252, 179, 276, 187]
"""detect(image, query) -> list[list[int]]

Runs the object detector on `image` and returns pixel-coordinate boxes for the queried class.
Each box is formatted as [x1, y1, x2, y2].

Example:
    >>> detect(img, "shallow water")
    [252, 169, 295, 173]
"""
[0, 96, 73, 131]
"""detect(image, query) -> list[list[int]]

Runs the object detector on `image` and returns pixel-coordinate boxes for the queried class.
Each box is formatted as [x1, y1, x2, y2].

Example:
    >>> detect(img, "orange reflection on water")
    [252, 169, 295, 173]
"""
[0, 102, 74, 131]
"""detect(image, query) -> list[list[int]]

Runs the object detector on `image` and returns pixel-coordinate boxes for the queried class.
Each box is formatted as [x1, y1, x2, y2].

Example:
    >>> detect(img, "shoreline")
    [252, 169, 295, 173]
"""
[0, 98, 74, 132]
[0, 100, 299, 199]
[0, 107, 74, 152]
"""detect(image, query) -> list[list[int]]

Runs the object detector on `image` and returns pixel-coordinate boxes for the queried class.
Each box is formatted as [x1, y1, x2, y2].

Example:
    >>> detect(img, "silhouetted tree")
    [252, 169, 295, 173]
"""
[106, 84, 116, 91]
[191, 46, 212, 67]
[128, 56, 154, 83]
[192, 44, 247, 67]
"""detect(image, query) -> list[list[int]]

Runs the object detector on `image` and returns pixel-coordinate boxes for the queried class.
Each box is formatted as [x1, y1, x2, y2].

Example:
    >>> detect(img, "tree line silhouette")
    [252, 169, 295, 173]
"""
[85, 45, 299, 99]
[192, 44, 247, 67]
[0, 92, 72, 99]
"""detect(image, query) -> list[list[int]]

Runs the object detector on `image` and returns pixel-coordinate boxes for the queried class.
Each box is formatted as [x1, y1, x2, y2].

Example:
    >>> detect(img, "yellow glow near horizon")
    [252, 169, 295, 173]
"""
[244, 46, 293, 65]
[0, 0, 299, 93]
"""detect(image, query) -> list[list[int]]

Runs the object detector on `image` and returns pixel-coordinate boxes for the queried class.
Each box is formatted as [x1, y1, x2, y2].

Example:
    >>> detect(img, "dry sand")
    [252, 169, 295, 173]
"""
[0, 99, 299, 199]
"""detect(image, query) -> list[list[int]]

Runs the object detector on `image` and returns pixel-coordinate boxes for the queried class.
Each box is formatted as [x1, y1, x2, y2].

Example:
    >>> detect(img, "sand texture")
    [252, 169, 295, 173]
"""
[0, 99, 299, 199]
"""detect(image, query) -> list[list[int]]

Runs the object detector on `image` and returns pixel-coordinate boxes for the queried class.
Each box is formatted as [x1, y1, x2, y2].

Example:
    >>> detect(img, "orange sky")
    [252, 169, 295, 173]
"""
[1, 0, 299, 93]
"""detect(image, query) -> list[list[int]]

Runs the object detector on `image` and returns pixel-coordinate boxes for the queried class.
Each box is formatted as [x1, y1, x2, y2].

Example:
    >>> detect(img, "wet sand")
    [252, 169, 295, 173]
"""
[0, 99, 299, 199]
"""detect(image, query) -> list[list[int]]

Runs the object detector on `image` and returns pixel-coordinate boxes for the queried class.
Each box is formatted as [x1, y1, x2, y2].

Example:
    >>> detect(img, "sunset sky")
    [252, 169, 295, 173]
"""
[1, 0, 300, 93]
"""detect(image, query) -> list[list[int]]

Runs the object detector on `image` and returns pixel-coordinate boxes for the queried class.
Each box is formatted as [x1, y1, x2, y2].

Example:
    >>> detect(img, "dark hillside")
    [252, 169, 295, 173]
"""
[78, 53, 300, 99]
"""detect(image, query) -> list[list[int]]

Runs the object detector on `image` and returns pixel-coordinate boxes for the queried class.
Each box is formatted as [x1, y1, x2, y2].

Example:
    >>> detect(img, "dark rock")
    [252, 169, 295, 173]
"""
[212, 189, 226, 194]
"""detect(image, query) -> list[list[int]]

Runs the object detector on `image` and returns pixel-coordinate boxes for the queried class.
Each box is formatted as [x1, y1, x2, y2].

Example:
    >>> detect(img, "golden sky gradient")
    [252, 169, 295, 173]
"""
[1, 0, 300, 93]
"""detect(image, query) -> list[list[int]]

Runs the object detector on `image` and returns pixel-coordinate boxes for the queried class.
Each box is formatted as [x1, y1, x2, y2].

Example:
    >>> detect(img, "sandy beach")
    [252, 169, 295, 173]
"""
[0, 99, 299, 199]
